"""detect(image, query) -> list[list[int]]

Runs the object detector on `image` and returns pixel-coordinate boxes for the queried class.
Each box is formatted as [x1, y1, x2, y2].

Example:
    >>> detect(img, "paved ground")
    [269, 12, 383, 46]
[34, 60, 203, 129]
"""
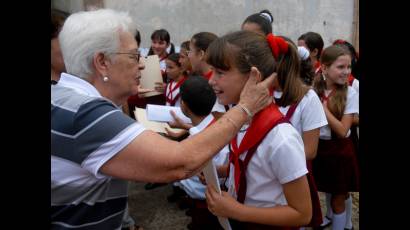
[127, 182, 359, 230]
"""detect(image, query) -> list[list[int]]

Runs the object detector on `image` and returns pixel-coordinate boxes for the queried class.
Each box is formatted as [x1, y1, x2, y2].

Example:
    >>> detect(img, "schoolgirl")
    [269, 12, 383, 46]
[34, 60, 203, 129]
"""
[312, 45, 359, 230]
[241, 9, 274, 36]
[188, 32, 226, 113]
[297, 32, 324, 74]
[146, 29, 176, 73]
[205, 30, 312, 229]
[271, 36, 328, 229]
[162, 53, 187, 107]
[319, 40, 360, 230]
[179, 40, 193, 76]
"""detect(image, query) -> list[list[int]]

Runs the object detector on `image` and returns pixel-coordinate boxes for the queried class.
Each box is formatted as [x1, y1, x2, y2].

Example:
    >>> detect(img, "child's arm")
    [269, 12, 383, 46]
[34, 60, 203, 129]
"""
[168, 110, 194, 130]
[323, 101, 354, 138]
[165, 128, 189, 140]
[302, 128, 320, 160]
[205, 175, 312, 227]
[352, 114, 359, 126]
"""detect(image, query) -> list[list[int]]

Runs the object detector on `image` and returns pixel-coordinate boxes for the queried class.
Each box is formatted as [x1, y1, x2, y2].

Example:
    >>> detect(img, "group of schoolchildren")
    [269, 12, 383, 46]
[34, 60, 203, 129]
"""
[124, 9, 360, 230]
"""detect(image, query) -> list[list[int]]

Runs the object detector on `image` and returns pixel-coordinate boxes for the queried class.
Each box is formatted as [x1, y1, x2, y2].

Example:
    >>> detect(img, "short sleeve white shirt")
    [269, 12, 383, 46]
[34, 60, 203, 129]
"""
[227, 123, 307, 207]
[320, 86, 359, 139]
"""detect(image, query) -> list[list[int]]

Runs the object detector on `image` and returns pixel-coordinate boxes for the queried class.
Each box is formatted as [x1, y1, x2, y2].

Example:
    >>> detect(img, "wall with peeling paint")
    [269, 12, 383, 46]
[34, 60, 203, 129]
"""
[52, 0, 355, 50]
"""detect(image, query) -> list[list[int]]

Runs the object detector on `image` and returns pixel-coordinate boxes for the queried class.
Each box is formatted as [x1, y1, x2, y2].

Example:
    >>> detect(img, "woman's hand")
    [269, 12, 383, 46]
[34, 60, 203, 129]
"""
[238, 67, 275, 116]
[205, 184, 240, 218]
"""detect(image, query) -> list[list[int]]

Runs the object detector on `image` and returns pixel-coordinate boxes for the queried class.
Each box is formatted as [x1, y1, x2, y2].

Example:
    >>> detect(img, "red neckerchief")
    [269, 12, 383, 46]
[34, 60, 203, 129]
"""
[321, 89, 335, 103]
[166, 76, 187, 106]
[203, 70, 213, 80]
[314, 61, 321, 74]
[159, 53, 169, 62]
[348, 74, 355, 86]
[228, 103, 284, 193]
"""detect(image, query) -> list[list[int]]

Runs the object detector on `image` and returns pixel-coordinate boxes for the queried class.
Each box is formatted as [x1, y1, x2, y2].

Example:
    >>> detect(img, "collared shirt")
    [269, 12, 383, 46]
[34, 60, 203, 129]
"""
[51, 73, 145, 229]
[227, 122, 307, 207]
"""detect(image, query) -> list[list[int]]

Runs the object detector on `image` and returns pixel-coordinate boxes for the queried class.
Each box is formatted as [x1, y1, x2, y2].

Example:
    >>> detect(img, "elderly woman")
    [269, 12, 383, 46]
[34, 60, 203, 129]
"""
[51, 9, 274, 230]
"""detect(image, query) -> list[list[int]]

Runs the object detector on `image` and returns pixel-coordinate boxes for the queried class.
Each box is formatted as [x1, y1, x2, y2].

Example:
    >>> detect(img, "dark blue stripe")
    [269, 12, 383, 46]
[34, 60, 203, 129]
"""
[51, 101, 136, 164]
[51, 99, 119, 135]
[51, 196, 127, 229]
[51, 104, 77, 135]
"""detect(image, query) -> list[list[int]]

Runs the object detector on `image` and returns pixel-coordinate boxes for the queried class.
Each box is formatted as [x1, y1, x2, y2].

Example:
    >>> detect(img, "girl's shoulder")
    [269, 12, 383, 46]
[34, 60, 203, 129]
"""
[299, 88, 322, 108]
[347, 85, 358, 98]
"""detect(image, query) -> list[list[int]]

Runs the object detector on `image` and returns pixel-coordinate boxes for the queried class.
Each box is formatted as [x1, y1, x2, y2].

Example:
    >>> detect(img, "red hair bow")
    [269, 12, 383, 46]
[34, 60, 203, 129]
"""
[266, 33, 288, 60]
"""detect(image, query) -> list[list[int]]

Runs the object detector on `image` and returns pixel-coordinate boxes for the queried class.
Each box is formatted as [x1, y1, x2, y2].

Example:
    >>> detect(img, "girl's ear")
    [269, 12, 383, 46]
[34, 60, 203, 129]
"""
[311, 48, 319, 58]
[199, 50, 206, 60]
[321, 64, 328, 75]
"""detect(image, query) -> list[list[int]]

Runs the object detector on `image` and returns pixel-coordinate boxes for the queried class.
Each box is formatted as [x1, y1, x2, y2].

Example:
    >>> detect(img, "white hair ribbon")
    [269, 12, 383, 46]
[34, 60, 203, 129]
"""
[297, 46, 310, 61]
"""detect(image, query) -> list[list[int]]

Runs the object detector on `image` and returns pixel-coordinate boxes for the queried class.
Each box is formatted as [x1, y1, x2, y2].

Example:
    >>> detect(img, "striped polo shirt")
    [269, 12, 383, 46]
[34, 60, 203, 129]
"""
[51, 73, 145, 230]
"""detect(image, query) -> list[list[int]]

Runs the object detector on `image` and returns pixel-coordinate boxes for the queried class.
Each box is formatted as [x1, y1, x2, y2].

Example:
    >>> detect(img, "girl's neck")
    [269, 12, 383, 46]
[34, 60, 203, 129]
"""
[191, 115, 207, 127]
[158, 51, 167, 59]
[325, 80, 336, 91]
[201, 65, 212, 76]
[173, 74, 185, 82]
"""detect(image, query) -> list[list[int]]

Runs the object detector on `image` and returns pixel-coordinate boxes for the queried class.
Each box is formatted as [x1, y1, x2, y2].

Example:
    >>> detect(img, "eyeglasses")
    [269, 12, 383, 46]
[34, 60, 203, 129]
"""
[114, 52, 141, 62]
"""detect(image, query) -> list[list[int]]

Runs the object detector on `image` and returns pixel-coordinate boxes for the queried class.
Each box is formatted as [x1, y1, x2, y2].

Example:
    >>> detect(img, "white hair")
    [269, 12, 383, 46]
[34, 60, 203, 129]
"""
[58, 9, 136, 80]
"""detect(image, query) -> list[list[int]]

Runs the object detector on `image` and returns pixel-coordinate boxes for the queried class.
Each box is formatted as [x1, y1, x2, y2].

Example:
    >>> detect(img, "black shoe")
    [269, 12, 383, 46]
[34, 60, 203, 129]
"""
[344, 228, 354, 230]
[144, 183, 167, 190]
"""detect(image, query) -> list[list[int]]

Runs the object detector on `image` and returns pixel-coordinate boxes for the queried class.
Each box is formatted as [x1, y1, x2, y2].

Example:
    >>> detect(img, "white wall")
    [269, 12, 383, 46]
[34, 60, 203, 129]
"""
[53, 0, 355, 50]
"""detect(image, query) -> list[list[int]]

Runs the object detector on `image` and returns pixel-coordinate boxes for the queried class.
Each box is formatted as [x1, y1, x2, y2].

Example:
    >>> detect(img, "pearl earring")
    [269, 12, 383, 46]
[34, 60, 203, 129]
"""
[103, 76, 109, 82]
[321, 73, 326, 80]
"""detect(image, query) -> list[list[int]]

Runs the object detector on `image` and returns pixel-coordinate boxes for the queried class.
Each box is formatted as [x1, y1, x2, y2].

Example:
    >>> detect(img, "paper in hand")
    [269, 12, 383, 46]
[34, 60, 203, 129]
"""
[202, 161, 232, 230]
[134, 108, 184, 134]
[146, 104, 191, 124]
[139, 55, 163, 97]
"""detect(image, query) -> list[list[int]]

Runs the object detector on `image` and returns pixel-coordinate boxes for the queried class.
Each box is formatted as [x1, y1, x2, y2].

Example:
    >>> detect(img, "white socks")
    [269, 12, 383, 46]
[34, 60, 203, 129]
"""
[332, 211, 346, 230]
[323, 193, 353, 229]
[345, 195, 353, 229]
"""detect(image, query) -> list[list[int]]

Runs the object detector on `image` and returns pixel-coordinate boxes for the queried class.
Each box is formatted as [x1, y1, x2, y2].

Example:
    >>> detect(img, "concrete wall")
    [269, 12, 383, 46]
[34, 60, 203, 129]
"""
[52, 0, 355, 50]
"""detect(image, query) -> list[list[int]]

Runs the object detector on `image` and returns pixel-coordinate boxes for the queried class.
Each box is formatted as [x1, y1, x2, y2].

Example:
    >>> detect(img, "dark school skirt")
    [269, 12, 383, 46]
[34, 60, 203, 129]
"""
[304, 160, 323, 227]
[189, 199, 224, 230]
[312, 138, 360, 194]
